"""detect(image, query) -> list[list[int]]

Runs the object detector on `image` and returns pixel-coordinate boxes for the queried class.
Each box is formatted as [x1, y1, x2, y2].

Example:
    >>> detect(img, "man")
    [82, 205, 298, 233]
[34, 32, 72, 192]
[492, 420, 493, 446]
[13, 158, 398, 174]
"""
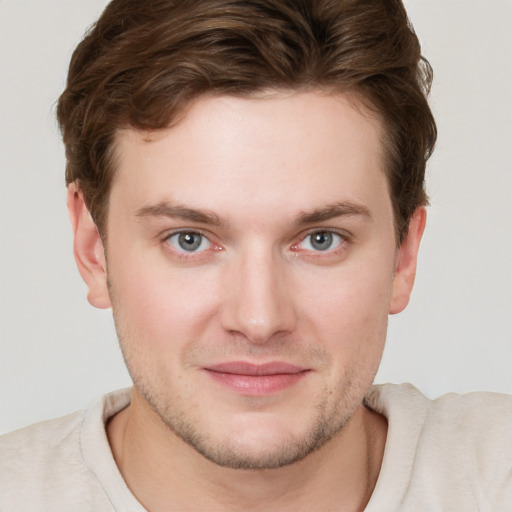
[1, 0, 510, 510]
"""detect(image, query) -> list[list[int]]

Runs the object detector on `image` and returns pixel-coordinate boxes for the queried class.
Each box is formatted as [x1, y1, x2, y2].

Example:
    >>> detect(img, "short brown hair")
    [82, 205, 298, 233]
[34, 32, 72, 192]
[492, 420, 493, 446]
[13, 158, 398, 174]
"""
[57, 0, 436, 242]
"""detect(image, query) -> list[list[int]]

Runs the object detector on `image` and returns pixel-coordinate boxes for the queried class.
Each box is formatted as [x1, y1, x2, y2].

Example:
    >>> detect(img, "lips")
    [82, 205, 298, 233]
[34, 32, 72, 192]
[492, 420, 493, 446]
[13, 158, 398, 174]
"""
[203, 361, 309, 395]
[207, 361, 306, 375]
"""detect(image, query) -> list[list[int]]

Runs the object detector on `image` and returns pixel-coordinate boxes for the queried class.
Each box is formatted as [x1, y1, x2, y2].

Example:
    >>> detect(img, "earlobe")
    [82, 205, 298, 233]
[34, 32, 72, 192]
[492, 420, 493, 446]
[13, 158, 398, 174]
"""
[67, 184, 111, 309]
[389, 207, 426, 315]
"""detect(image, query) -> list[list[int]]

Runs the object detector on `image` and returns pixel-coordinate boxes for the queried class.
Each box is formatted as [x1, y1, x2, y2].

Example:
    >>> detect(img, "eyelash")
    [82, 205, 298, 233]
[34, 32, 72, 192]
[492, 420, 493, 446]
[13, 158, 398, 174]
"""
[162, 230, 221, 261]
[291, 230, 350, 257]
[162, 229, 350, 261]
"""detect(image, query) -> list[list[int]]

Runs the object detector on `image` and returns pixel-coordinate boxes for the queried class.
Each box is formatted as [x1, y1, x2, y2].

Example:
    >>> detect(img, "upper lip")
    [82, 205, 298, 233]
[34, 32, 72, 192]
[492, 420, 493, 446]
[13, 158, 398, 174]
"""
[205, 361, 307, 376]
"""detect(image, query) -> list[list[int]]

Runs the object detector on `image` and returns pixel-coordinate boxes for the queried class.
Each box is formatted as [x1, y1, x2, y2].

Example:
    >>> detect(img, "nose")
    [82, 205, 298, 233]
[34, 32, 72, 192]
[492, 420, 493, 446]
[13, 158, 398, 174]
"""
[220, 246, 296, 344]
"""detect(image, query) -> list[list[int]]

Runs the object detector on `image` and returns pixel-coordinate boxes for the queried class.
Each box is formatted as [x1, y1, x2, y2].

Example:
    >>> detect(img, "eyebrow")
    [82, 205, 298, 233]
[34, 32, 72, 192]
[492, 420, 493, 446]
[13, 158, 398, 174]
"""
[296, 201, 371, 225]
[135, 200, 371, 228]
[135, 202, 224, 226]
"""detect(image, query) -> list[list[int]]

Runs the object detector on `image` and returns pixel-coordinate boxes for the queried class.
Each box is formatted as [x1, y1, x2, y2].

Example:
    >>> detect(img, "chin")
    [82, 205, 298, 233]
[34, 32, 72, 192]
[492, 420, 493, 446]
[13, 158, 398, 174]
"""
[185, 434, 326, 470]
[161, 407, 352, 470]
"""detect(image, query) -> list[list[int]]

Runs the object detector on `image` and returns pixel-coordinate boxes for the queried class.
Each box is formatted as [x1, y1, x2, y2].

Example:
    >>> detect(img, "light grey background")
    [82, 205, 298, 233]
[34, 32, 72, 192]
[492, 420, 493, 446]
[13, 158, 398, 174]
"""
[1, 0, 511, 433]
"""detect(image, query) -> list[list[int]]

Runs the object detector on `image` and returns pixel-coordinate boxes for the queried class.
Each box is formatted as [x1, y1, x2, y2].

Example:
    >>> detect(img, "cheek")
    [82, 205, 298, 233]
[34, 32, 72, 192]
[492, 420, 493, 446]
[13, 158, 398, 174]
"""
[107, 252, 220, 342]
[302, 265, 393, 327]
[296, 259, 393, 360]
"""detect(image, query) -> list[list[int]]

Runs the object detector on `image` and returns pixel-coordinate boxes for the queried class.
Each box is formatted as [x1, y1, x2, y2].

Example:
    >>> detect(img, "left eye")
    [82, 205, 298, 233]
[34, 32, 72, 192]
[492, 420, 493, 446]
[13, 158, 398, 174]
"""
[166, 232, 212, 252]
[298, 231, 344, 252]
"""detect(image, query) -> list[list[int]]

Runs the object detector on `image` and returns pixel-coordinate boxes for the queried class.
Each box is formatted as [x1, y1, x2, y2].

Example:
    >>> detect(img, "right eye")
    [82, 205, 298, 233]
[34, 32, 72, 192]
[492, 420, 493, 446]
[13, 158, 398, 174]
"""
[165, 231, 212, 253]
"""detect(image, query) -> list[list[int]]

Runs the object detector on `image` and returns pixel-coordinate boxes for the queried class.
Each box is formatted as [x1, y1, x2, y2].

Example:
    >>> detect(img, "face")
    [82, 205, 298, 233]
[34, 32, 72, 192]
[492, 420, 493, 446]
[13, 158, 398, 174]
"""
[71, 91, 422, 469]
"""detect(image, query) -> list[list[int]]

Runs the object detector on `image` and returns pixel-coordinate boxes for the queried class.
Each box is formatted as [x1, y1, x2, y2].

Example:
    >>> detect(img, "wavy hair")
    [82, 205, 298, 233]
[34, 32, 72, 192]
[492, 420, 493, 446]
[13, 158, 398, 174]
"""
[57, 0, 436, 242]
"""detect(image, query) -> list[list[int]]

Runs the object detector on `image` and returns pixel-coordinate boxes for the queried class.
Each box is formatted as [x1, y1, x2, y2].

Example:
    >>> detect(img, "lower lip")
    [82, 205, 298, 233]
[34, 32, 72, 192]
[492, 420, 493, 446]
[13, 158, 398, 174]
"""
[205, 370, 309, 395]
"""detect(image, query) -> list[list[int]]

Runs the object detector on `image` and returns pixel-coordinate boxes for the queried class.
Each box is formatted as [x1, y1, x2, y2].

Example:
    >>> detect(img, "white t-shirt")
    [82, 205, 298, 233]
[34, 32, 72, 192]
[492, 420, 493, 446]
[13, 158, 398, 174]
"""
[1, 384, 511, 511]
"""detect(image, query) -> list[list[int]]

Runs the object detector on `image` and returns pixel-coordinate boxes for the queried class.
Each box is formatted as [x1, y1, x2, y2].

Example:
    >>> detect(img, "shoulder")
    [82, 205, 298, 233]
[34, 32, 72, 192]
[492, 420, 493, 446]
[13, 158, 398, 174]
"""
[421, 389, 512, 482]
[0, 389, 132, 511]
[426, 388, 512, 438]
[0, 408, 86, 469]
[0, 410, 97, 509]
[366, 384, 512, 509]
[368, 382, 512, 431]
[370, 383, 512, 453]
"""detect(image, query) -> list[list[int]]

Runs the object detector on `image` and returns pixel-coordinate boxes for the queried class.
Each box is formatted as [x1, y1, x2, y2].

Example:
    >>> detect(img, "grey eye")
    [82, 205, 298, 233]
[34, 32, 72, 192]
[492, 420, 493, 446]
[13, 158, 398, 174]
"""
[167, 232, 211, 252]
[309, 232, 334, 251]
[178, 233, 202, 251]
[297, 231, 343, 252]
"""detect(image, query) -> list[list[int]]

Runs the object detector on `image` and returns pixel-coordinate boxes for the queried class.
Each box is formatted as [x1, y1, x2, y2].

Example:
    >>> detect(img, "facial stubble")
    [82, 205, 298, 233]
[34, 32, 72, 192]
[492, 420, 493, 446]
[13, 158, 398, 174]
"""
[115, 336, 373, 468]
[107, 271, 385, 470]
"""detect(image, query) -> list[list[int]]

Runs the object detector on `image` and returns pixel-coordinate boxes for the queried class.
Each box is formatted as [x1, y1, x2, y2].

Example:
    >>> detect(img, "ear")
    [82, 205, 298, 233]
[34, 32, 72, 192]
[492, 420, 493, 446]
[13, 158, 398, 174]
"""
[67, 183, 111, 309]
[389, 207, 426, 315]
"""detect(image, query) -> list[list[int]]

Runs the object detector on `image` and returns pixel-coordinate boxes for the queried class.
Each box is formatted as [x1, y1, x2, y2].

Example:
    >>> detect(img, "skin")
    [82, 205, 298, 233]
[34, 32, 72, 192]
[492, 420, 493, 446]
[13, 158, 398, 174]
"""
[68, 91, 425, 511]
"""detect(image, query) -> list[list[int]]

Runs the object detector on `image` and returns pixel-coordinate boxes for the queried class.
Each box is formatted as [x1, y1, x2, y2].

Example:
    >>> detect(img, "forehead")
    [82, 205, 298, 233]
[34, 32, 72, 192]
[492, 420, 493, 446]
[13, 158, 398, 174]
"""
[110, 91, 388, 222]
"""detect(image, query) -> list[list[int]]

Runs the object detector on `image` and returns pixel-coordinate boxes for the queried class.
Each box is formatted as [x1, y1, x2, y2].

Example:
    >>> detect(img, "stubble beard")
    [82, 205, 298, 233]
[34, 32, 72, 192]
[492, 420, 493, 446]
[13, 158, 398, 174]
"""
[118, 333, 369, 470]
[109, 280, 382, 471]
[134, 380, 355, 470]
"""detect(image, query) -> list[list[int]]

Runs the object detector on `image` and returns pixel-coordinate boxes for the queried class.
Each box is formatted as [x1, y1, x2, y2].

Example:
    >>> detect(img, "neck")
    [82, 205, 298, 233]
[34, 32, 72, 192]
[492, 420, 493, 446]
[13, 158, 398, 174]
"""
[107, 389, 387, 512]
